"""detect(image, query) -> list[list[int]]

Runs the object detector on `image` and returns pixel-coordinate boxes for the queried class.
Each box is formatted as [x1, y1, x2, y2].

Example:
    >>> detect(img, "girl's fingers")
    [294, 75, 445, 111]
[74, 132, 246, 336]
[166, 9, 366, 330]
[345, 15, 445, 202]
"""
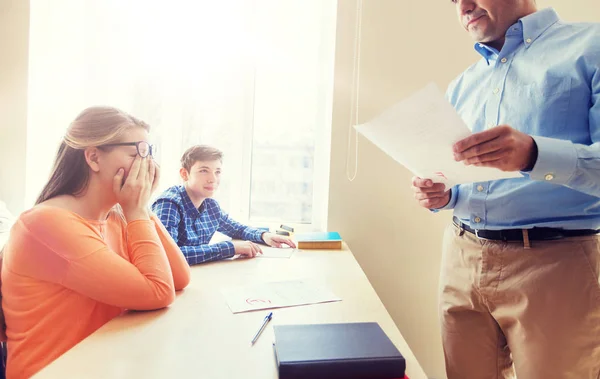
[148, 158, 156, 185]
[127, 156, 142, 185]
[137, 156, 148, 182]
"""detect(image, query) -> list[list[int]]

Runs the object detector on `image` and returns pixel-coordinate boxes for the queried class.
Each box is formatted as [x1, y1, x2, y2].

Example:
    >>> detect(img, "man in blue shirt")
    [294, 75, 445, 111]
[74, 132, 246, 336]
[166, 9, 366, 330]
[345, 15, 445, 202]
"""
[152, 145, 295, 265]
[412, 1, 600, 378]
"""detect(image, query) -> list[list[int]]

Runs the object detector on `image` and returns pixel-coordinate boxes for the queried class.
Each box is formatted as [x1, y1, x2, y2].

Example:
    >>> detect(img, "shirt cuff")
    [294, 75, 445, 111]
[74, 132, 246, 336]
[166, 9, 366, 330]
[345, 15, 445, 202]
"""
[430, 186, 458, 213]
[244, 228, 266, 244]
[529, 136, 577, 185]
[222, 241, 236, 258]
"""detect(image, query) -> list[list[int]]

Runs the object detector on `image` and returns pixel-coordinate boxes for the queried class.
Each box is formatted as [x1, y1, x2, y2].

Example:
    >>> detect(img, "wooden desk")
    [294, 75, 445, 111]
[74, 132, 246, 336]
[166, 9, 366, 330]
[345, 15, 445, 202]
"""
[34, 246, 428, 379]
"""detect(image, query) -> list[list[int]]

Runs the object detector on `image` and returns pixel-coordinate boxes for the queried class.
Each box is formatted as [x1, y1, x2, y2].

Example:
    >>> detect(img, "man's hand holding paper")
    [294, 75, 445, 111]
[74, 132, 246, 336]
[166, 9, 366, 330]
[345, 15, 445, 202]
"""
[453, 125, 538, 172]
[354, 83, 522, 189]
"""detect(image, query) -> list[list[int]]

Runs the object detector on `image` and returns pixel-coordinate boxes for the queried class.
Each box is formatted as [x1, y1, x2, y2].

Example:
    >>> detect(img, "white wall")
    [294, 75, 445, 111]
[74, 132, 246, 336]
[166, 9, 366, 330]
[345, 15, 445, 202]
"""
[0, 0, 29, 215]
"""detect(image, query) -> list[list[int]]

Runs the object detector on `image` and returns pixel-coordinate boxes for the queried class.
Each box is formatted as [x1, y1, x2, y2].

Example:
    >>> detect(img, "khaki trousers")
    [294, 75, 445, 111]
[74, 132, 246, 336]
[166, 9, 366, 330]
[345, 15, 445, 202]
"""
[440, 223, 600, 379]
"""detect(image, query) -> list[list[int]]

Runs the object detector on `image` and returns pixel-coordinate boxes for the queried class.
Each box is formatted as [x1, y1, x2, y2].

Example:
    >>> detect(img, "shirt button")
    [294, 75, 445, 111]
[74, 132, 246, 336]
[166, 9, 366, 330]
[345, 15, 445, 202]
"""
[474, 217, 482, 223]
[493, 88, 500, 94]
[477, 185, 484, 192]
[487, 122, 494, 128]
[501, 57, 508, 63]
[526, 38, 532, 43]
[545, 173, 555, 181]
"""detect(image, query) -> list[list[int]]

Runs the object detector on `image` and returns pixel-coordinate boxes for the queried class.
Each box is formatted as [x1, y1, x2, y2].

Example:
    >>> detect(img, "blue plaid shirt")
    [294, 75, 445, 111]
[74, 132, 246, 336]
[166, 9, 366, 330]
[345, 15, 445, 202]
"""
[152, 185, 265, 265]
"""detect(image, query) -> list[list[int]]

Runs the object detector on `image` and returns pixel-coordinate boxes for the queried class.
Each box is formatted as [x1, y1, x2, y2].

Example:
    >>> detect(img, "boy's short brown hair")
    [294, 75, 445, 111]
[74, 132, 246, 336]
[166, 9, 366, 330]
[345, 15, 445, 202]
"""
[180, 145, 223, 171]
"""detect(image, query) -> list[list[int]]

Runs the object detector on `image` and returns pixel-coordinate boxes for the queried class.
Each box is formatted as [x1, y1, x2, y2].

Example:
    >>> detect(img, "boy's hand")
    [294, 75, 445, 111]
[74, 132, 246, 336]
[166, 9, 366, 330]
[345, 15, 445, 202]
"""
[232, 241, 262, 258]
[262, 233, 297, 248]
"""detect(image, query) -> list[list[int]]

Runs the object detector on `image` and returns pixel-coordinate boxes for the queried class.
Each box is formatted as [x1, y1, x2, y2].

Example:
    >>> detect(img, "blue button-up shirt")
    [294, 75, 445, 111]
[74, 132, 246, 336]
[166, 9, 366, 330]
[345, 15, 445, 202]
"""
[152, 185, 265, 265]
[444, 8, 600, 230]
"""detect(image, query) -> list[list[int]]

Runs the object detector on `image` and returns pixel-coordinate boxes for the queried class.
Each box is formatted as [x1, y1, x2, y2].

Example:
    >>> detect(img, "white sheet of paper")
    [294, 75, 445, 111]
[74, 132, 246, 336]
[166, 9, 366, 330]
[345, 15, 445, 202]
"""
[221, 280, 342, 313]
[226, 247, 296, 260]
[256, 246, 295, 259]
[354, 83, 521, 188]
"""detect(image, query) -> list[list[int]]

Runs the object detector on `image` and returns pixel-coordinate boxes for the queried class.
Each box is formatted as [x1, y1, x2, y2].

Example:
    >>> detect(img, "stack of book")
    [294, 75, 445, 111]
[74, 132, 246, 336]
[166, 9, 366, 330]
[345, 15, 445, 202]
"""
[294, 232, 342, 250]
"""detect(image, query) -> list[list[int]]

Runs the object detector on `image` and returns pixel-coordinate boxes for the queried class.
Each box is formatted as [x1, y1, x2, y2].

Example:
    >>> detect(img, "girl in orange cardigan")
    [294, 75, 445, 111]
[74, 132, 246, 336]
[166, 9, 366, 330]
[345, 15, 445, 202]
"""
[1, 106, 191, 378]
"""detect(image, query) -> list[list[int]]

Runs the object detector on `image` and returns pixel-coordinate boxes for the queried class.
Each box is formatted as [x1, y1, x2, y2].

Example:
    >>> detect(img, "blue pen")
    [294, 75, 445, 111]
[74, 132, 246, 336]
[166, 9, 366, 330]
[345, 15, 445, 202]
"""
[250, 312, 273, 346]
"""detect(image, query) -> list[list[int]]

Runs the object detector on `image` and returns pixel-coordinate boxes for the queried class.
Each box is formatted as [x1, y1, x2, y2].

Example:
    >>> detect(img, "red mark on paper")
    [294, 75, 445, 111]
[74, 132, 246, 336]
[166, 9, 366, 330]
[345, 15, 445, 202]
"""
[246, 298, 272, 306]
[434, 172, 447, 180]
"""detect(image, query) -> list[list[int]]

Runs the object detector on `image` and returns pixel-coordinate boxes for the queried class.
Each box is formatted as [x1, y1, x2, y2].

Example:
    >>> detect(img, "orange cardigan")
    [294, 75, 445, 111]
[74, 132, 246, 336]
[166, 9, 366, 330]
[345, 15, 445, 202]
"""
[1, 205, 190, 379]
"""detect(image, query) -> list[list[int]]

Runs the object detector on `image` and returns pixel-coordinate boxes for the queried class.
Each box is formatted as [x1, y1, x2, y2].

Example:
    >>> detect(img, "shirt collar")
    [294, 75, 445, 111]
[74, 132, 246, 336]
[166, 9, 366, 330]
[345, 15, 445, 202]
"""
[474, 43, 499, 64]
[519, 7, 560, 47]
[178, 185, 203, 218]
[473, 8, 560, 63]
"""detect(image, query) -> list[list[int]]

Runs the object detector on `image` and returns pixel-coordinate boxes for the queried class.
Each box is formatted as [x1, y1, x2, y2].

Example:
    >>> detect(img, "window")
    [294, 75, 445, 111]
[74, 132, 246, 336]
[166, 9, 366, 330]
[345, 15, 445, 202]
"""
[26, 0, 337, 230]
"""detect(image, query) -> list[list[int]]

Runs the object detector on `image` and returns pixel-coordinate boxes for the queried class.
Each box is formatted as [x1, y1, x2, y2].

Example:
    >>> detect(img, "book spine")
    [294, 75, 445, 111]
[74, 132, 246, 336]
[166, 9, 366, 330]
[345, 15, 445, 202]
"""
[297, 241, 342, 250]
[279, 358, 405, 379]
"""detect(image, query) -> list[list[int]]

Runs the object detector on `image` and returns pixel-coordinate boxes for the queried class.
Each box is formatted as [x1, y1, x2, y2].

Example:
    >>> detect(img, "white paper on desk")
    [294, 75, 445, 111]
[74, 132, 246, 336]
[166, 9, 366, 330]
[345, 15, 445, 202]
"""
[221, 280, 341, 313]
[257, 246, 295, 259]
[354, 83, 521, 188]
[227, 247, 296, 260]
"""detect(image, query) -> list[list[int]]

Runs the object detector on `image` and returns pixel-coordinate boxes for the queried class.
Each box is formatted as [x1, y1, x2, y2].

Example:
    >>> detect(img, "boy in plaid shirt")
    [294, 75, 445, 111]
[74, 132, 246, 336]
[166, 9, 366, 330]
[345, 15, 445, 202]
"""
[152, 145, 295, 265]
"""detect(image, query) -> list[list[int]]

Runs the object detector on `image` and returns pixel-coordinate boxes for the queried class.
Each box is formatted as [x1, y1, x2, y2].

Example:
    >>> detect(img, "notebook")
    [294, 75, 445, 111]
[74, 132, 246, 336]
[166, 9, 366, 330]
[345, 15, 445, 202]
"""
[294, 232, 342, 250]
[273, 322, 406, 379]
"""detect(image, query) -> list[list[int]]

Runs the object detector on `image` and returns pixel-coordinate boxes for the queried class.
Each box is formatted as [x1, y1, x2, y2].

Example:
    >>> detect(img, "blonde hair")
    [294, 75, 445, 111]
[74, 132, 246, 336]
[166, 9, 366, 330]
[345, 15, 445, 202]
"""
[36, 106, 150, 204]
[180, 145, 223, 172]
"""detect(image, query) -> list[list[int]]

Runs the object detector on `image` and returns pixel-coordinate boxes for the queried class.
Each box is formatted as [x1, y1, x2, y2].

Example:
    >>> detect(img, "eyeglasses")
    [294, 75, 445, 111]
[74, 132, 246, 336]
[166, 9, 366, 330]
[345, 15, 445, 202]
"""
[98, 141, 156, 158]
